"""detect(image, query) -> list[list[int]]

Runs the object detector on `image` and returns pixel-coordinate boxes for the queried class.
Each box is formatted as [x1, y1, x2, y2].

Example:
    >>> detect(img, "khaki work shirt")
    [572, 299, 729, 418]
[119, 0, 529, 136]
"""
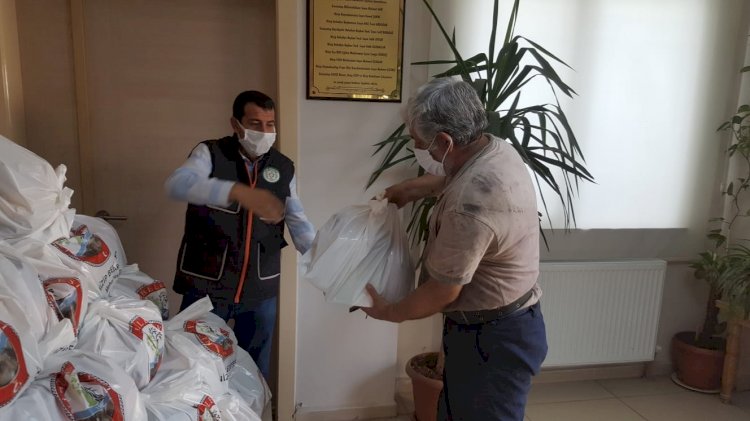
[421, 135, 542, 312]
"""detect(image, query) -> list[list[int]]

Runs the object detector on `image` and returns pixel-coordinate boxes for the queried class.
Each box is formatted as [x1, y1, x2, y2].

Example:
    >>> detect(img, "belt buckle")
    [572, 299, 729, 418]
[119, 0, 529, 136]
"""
[459, 311, 470, 324]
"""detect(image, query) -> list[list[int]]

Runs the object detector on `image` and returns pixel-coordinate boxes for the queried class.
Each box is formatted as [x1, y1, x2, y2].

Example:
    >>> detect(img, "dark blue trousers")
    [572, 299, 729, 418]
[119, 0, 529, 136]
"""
[437, 302, 547, 421]
[180, 293, 277, 382]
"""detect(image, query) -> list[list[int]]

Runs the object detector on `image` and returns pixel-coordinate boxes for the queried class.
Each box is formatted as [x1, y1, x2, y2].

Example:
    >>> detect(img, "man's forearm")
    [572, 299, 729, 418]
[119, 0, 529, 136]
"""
[385, 174, 446, 208]
[385, 279, 461, 323]
[165, 168, 235, 207]
[404, 174, 445, 201]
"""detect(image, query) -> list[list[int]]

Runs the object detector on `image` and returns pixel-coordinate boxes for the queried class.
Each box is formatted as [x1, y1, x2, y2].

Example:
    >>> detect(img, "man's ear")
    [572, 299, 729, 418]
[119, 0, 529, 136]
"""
[230, 117, 243, 136]
[435, 132, 453, 150]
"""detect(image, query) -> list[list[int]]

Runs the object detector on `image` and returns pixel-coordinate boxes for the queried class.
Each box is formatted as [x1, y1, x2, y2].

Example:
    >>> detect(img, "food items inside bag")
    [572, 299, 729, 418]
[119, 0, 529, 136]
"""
[302, 197, 415, 307]
[0, 245, 76, 360]
[111, 264, 170, 320]
[44, 277, 86, 336]
[0, 317, 42, 410]
[0, 350, 147, 420]
[76, 296, 164, 389]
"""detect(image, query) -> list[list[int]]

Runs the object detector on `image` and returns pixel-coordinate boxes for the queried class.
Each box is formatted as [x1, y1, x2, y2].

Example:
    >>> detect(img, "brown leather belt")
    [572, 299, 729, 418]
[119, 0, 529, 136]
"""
[444, 289, 534, 325]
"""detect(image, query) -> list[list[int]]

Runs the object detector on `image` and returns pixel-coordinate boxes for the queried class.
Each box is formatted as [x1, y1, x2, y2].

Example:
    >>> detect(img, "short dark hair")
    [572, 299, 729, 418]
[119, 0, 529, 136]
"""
[232, 90, 275, 120]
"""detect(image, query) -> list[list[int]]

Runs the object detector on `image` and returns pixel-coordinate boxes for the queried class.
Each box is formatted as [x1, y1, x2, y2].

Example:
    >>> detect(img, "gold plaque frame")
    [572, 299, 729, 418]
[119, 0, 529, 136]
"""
[307, 0, 405, 102]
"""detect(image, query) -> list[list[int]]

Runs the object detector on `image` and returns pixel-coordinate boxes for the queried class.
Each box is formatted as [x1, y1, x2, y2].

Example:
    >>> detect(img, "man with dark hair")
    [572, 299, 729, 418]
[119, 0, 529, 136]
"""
[165, 90, 315, 380]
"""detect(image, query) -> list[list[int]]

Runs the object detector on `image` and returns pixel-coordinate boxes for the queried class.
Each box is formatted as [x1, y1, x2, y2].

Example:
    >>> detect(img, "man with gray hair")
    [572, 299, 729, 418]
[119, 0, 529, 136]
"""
[363, 77, 547, 420]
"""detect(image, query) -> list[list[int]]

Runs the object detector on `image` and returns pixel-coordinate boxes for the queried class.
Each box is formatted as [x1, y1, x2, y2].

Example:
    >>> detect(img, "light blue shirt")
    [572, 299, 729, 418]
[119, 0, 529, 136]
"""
[165, 144, 316, 254]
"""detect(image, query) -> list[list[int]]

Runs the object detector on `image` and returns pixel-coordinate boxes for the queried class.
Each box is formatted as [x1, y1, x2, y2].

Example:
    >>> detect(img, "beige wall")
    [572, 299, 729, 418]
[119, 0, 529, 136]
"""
[15, 0, 81, 209]
[294, 0, 432, 416]
[0, 0, 26, 145]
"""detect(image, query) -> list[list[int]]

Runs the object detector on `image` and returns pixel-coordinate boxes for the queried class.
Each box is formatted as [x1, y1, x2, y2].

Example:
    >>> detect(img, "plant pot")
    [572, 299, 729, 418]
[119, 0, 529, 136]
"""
[671, 331, 725, 392]
[406, 352, 443, 421]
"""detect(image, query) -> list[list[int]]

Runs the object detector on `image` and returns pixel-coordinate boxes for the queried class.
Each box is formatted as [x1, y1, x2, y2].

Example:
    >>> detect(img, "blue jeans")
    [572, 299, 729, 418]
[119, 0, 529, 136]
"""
[180, 294, 277, 382]
[437, 302, 547, 421]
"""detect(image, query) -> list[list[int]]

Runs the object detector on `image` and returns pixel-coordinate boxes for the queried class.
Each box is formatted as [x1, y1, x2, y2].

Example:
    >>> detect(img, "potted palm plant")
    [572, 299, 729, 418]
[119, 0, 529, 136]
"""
[674, 66, 750, 393]
[367, 0, 593, 419]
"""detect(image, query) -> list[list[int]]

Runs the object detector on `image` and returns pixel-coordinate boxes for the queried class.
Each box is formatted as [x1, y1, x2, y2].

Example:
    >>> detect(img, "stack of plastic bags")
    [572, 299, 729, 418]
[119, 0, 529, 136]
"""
[0, 135, 271, 419]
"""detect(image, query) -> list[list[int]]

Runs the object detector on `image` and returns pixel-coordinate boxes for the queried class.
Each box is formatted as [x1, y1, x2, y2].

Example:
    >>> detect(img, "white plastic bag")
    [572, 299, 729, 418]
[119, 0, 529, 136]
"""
[51, 214, 127, 293]
[216, 392, 262, 421]
[0, 379, 67, 420]
[111, 264, 170, 320]
[0, 245, 76, 363]
[0, 315, 42, 410]
[9, 238, 95, 343]
[1, 350, 148, 421]
[9, 237, 102, 300]
[163, 297, 237, 397]
[302, 198, 414, 307]
[0, 135, 74, 243]
[0, 246, 53, 343]
[76, 297, 164, 389]
[230, 347, 271, 417]
[143, 366, 222, 421]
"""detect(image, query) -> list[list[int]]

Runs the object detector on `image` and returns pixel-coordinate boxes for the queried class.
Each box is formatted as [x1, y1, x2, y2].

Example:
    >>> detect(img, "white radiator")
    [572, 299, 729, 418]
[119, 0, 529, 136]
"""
[538, 260, 666, 367]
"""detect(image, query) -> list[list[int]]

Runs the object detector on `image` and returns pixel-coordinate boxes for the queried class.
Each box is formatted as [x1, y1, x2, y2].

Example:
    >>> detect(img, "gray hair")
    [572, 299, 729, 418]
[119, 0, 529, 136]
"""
[404, 77, 487, 146]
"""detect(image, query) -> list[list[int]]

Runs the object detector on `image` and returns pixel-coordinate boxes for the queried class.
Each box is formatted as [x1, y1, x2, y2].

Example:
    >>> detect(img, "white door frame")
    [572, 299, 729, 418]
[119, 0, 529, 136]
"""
[276, 1, 301, 420]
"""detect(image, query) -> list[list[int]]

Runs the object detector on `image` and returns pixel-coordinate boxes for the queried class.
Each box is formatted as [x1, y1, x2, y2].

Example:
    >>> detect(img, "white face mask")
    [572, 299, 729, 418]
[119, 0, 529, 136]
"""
[414, 137, 449, 176]
[237, 121, 276, 157]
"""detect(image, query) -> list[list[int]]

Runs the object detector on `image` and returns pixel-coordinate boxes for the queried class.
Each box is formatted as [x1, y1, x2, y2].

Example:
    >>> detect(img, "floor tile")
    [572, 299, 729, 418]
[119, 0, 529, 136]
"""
[527, 380, 614, 404]
[597, 376, 687, 398]
[622, 391, 750, 421]
[525, 398, 645, 421]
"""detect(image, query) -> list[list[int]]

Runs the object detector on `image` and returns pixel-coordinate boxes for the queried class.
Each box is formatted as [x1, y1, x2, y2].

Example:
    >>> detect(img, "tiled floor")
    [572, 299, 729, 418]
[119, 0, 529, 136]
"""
[372, 377, 750, 421]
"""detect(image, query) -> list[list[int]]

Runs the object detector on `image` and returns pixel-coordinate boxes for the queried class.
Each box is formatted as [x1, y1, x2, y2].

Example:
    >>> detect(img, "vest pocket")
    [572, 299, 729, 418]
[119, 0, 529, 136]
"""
[257, 242, 281, 281]
[207, 201, 241, 214]
[179, 239, 228, 281]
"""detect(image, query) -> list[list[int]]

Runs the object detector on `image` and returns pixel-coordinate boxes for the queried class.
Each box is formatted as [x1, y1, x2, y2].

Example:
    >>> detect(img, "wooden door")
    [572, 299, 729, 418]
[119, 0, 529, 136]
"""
[81, 0, 277, 317]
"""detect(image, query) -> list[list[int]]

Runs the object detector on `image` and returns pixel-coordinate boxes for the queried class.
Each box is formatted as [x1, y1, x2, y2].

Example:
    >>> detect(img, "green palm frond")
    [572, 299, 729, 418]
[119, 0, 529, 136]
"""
[368, 0, 594, 244]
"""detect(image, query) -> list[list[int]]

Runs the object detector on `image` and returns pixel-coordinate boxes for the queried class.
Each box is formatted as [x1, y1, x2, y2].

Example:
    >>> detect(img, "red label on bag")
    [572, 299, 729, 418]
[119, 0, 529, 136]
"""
[0, 321, 29, 408]
[53, 225, 111, 266]
[196, 395, 222, 420]
[183, 320, 234, 359]
[130, 316, 164, 381]
[52, 361, 125, 421]
[44, 278, 84, 335]
[137, 281, 169, 319]
[136, 281, 166, 299]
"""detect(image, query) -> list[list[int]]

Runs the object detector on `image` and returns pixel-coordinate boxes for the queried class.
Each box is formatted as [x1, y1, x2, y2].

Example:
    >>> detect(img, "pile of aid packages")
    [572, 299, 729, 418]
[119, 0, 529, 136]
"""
[0, 135, 271, 420]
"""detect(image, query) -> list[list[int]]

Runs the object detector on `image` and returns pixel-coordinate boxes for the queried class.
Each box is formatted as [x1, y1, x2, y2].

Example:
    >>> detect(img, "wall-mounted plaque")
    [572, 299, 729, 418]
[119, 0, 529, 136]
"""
[307, 0, 405, 102]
